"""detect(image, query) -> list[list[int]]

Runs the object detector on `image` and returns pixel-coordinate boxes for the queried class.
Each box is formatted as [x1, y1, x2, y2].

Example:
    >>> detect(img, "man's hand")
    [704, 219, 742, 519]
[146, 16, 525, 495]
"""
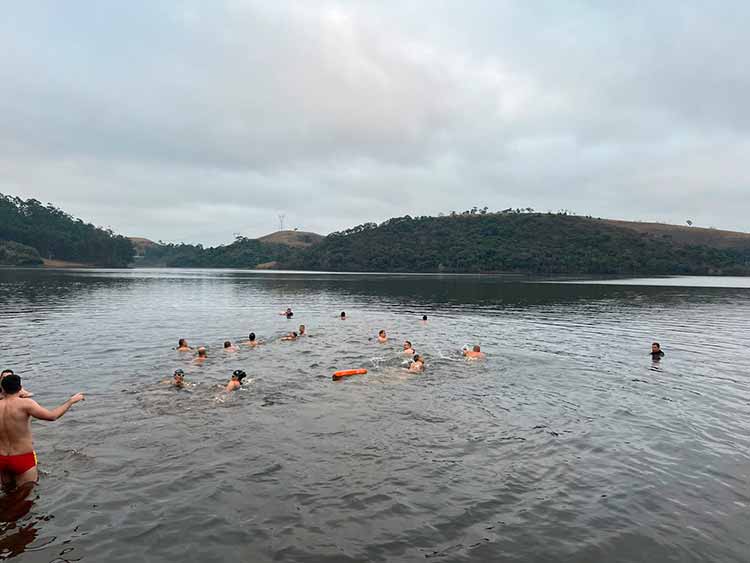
[70, 393, 85, 404]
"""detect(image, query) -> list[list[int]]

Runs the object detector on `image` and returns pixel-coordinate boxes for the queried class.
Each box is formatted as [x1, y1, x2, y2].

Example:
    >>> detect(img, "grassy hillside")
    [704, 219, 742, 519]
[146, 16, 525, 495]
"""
[604, 220, 750, 250]
[257, 230, 324, 248]
[290, 213, 750, 275]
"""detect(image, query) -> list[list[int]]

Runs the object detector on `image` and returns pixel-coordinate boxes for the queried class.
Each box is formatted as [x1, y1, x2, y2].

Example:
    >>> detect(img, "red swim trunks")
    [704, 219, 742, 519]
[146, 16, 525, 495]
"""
[0, 451, 37, 475]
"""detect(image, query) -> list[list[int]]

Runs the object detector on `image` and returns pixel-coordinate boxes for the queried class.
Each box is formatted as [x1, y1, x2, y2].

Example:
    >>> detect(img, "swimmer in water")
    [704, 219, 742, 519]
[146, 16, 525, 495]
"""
[378, 330, 387, 343]
[223, 341, 238, 352]
[162, 369, 186, 388]
[176, 339, 192, 351]
[403, 340, 415, 355]
[225, 369, 247, 392]
[463, 345, 485, 359]
[282, 331, 298, 341]
[281, 308, 294, 319]
[0, 373, 84, 488]
[650, 342, 665, 360]
[409, 354, 425, 373]
[194, 347, 208, 363]
[421, 315, 428, 323]
[0, 370, 33, 399]
[298, 325, 306, 336]
[340, 311, 347, 320]
[246, 333, 259, 347]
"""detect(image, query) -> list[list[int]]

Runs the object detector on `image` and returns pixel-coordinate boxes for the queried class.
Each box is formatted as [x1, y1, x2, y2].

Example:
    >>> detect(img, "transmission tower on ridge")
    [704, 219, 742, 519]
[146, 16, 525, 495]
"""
[278, 214, 286, 231]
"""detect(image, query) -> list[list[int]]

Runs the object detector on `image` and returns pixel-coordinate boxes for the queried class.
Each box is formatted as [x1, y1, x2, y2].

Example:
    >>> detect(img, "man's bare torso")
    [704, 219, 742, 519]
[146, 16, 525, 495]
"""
[0, 396, 33, 456]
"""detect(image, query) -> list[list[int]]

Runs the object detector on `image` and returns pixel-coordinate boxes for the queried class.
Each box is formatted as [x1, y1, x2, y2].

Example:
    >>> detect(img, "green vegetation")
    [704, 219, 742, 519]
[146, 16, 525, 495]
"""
[138, 237, 293, 268]
[0, 194, 134, 267]
[0, 240, 43, 266]
[291, 212, 750, 275]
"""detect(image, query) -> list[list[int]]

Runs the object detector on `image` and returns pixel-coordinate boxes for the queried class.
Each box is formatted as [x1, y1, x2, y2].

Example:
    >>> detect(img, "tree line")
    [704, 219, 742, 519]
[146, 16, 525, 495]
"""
[0, 194, 134, 267]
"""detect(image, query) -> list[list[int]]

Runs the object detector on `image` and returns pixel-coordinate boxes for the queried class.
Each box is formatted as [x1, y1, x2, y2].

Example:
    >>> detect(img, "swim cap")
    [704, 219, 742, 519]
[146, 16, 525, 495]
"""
[174, 369, 185, 376]
[233, 369, 247, 381]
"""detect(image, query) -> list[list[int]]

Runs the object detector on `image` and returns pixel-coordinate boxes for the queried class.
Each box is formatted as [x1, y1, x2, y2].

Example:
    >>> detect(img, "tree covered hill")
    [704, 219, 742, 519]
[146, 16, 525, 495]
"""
[290, 212, 750, 275]
[0, 194, 134, 267]
[137, 237, 294, 268]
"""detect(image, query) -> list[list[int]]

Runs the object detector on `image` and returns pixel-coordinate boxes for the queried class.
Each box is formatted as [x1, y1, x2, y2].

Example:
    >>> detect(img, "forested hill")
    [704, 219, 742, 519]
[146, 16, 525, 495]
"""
[0, 194, 134, 267]
[290, 213, 750, 275]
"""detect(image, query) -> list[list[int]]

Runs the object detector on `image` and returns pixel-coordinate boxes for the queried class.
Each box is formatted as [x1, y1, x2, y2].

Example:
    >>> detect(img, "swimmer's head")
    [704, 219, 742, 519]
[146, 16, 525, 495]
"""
[1, 373, 22, 395]
[178, 338, 187, 347]
[173, 369, 185, 382]
[473, 345, 481, 352]
[1, 369, 13, 379]
[652, 342, 661, 352]
[292, 331, 298, 337]
[422, 315, 428, 321]
[413, 354, 423, 363]
[248, 332, 256, 341]
[299, 325, 305, 333]
[378, 330, 386, 337]
[403, 340, 412, 349]
[340, 311, 346, 319]
[224, 341, 232, 348]
[232, 369, 247, 382]
[197, 346, 207, 357]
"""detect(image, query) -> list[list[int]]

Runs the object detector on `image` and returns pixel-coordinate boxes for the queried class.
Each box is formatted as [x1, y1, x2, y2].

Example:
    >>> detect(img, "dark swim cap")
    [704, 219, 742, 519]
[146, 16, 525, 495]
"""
[174, 369, 185, 376]
[233, 369, 247, 381]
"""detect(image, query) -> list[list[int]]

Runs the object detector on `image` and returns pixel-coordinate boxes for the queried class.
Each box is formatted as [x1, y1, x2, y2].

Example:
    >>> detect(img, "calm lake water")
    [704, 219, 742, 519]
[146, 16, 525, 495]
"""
[1, 268, 749, 562]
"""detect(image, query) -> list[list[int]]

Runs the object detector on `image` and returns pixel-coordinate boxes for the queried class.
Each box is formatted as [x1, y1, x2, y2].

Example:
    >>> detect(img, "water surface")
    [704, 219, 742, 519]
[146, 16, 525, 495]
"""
[1, 269, 749, 562]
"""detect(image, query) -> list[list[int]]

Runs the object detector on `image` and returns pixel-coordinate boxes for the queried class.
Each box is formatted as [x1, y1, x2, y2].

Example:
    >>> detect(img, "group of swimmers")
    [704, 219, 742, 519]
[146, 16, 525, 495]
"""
[165, 310, 490, 390]
[0, 310, 666, 491]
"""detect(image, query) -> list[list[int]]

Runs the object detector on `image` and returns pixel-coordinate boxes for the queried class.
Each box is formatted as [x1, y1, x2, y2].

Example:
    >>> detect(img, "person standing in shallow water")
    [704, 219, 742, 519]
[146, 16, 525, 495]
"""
[176, 339, 192, 351]
[651, 342, 665, 360]
[378, 330, 387, 343]
[0, 373, 85, 488]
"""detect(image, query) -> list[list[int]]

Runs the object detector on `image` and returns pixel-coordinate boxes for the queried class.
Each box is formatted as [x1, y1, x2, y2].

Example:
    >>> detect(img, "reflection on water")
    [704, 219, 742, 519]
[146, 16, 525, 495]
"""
[0, 268, 749, 562]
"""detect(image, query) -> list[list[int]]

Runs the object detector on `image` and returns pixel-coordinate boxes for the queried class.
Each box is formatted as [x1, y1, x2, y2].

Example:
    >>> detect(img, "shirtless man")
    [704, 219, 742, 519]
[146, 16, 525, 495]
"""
[298, 325, 306, 336]
[1, 370, 33, 399]
[0, 373, 84, 488]
[162, 369, 186, 388]
[463, 345, 485, 359]
[378, 330, 387, 343]
[281, 308, 294, 319]
[194, 347, 208, 363]
[282, 331, 298, 341]
[409, 354, 425, 373]
[223, 341, 238, 352]
[246, 333, 259, 347]
[176, 339, 192, 352]
[403, 341, 415, 355]
[226, 370, 247, 392]
[340, 311, 347, 320]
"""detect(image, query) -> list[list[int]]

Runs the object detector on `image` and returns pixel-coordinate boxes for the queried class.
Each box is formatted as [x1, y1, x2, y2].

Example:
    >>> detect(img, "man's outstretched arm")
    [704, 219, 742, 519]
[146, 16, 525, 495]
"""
[25, 393, 85, 421]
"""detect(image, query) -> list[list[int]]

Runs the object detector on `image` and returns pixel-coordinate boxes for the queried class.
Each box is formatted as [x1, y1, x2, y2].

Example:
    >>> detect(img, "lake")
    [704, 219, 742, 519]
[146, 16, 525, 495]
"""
[1, 268, 749, 562]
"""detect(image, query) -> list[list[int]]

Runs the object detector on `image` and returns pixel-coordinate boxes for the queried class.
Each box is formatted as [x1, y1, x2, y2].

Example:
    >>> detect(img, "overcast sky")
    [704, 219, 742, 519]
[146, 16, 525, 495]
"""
[2, 1, 749, 245]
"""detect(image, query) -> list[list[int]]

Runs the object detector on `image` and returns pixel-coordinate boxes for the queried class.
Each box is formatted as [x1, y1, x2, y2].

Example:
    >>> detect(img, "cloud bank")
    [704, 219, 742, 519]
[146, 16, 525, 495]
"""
[2, 1, 748, 244]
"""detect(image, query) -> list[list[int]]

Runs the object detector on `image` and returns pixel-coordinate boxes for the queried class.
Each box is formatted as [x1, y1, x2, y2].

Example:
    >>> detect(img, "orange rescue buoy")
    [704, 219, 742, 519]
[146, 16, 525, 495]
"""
[332, 368, 368, 381]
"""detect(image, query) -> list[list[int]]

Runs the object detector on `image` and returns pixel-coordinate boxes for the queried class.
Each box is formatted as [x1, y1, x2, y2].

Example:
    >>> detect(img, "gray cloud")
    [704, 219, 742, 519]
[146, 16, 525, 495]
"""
[1, 1, 748, 244]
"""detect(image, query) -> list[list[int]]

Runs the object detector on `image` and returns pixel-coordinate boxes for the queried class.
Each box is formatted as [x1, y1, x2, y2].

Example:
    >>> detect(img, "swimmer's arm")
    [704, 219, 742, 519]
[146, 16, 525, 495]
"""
[19, 387, 34, 398]
[24, 393, 85, 421]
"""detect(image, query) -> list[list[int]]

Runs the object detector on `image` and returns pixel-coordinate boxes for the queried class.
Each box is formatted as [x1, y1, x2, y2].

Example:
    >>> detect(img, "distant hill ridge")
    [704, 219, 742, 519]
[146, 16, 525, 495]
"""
[135, 212, 750, 274]
[3, 191, 749, 274]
